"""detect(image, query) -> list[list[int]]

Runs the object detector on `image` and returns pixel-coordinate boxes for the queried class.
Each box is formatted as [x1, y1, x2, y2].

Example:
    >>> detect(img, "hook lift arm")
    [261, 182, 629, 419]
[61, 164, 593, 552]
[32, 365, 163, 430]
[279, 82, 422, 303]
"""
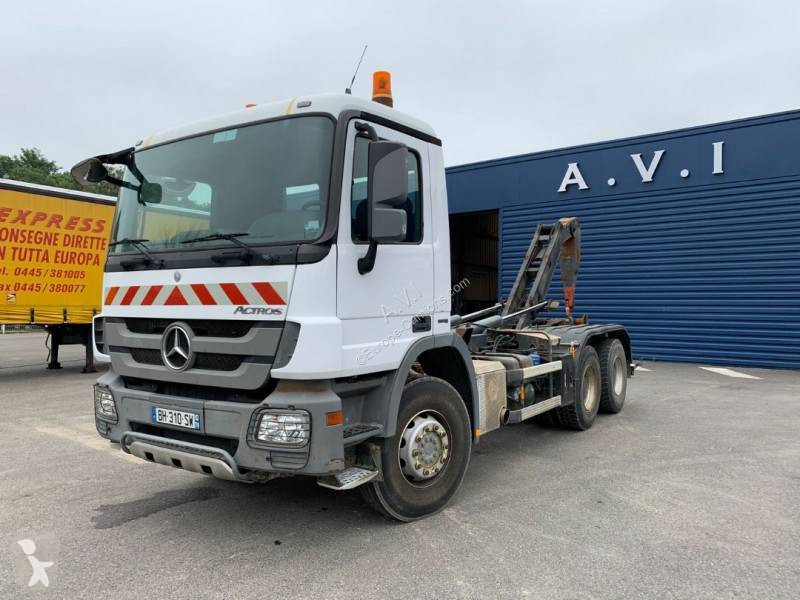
[502, 217, 582, 329]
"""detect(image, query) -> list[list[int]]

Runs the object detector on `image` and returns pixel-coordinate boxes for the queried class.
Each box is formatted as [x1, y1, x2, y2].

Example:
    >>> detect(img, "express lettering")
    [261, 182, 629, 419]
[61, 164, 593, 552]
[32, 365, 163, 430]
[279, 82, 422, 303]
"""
[0, 207, 107, 233]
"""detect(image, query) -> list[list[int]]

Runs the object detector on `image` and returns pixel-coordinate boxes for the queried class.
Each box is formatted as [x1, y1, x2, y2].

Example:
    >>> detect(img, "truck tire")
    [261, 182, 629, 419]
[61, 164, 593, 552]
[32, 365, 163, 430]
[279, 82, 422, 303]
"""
[534, 409, 561, 427]
[556, 345, 601, 431]
[598, 338, 627, 414]
[360, 376, 471, 521]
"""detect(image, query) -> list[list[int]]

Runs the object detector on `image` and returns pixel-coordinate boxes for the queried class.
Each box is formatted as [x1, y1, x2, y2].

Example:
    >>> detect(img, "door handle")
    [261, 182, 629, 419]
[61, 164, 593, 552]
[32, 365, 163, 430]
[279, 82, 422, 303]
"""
[411, 315, 431, 333]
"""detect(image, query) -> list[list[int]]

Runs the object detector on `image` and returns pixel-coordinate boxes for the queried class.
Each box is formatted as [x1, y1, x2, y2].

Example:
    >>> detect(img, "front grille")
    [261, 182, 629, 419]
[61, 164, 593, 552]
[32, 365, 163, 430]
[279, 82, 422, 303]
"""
[123, 318, 269, 338]
[128, 348, 247, 372]
[106, 317, 280, 393]
[130, 422, 239, 457]
[194, 353, 247, 371]
[129, 348, 162, 365]
[123, 376, 276, 403]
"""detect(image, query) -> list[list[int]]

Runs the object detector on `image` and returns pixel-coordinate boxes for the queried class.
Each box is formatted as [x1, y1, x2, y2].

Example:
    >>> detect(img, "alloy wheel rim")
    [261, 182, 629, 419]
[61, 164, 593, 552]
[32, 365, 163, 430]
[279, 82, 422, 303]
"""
[399, 410, 450, 484]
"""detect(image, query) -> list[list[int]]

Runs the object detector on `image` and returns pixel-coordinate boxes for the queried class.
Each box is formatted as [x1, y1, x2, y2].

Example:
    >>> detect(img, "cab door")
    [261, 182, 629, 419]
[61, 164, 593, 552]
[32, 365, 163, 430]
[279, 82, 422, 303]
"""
[336, 119, 434, 374]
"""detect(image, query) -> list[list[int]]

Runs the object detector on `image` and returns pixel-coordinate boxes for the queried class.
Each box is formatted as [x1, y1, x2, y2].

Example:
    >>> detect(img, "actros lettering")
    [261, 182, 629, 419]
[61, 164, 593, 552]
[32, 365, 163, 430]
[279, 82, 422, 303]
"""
[233, 306, 284, 315]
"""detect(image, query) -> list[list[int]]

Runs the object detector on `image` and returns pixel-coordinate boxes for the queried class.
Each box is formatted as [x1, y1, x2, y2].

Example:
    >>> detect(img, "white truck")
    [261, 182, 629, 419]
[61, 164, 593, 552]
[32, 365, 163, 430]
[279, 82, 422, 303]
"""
[74, 76, 633, 520]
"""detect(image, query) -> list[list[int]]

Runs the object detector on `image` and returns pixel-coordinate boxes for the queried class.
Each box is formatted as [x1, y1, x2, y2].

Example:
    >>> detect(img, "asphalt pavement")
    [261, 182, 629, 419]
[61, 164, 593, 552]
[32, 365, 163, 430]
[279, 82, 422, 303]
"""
[1, 332, 798, 599]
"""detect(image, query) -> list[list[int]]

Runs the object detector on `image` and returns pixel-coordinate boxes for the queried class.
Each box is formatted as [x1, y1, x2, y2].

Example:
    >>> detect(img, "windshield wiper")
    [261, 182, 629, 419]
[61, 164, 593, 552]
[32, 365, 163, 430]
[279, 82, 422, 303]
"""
[108, 238, 164, 269]
[181, 232, 253, 250]
[180, 231, 278, 265]
[109, 238, 163, 268]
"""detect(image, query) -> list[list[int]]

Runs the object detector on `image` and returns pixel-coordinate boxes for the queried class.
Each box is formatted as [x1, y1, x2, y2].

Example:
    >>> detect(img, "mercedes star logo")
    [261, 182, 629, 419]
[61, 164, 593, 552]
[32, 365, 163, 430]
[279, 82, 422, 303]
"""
[161, 323, 194, 372]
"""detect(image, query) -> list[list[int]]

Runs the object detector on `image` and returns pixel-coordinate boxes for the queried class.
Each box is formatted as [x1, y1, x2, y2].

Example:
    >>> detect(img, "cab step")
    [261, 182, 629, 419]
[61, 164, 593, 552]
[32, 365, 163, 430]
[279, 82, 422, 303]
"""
[317, 466, 379, 491]
[342, 423, 383, 446]
[504, 395, 562, 424]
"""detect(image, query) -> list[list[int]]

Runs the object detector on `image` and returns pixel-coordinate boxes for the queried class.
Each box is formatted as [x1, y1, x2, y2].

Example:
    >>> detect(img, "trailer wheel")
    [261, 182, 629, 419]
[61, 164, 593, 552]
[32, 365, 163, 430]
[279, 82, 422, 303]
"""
[599, 339, 627, 414]
[360, 376, 471, 522]
[557, 345, 601, 430]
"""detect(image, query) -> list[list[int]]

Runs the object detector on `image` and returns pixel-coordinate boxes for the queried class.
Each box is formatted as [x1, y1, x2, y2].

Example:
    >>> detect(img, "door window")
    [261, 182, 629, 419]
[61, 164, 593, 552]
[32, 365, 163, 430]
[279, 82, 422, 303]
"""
[351, 135, 422, 243]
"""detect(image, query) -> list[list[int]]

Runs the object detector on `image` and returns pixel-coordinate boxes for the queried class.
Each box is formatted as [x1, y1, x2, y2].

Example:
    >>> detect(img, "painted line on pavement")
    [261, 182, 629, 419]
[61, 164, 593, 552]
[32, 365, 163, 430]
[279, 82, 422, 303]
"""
[699, 366, 762, 380]
[35, 425, 142, 463]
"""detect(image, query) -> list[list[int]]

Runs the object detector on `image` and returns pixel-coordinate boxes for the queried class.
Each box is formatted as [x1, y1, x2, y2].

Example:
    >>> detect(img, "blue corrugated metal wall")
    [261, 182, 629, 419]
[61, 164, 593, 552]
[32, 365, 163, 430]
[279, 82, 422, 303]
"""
[447, 111, 800, 369]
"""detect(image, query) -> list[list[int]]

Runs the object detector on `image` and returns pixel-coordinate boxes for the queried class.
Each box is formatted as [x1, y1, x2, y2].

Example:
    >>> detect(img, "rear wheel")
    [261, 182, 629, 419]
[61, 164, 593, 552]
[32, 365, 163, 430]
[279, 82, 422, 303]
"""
[534, 409, 561, 427]
[599, 338, 627, 414]
[360, 376, 471, 521]
[556, 345, 601, 430]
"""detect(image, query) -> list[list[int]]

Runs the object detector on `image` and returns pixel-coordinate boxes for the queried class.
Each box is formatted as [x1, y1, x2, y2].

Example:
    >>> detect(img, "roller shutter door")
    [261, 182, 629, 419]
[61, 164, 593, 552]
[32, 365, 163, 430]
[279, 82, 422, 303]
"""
[500, 178, 800, 368]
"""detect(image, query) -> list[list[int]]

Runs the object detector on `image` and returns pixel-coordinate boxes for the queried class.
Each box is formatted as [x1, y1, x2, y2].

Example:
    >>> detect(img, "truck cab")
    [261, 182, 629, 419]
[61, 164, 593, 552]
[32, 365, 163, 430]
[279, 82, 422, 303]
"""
[83, 86, 632, 521]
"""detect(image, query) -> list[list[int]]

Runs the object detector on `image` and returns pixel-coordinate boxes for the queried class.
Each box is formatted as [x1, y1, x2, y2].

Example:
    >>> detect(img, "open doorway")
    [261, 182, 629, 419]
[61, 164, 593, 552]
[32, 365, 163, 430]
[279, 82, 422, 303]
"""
[449, 210, 499, 315]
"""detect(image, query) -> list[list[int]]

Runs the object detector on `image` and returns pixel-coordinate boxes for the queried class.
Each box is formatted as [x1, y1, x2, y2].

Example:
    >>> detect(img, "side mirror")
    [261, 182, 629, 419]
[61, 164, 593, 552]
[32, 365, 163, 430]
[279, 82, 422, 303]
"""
[367, 140, 408, 242]
[139, 181, 163, 204]
[70, 158, 109, 187]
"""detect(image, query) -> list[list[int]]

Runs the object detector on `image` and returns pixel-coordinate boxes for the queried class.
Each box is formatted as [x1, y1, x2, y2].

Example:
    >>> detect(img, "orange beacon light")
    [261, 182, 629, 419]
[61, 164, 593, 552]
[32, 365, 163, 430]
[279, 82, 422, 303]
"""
[372, 71, 393, 107]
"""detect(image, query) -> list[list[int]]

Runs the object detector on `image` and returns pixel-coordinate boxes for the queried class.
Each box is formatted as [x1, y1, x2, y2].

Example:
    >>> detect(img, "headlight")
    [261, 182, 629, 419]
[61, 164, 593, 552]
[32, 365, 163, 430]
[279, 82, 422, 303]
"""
[94, 385, 117, 422]
[256, 410, 310, 447]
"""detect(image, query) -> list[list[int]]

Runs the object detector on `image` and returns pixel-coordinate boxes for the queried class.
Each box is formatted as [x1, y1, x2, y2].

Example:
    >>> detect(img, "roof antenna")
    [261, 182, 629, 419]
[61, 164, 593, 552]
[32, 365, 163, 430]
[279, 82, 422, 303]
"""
[345, 45, 368, 95]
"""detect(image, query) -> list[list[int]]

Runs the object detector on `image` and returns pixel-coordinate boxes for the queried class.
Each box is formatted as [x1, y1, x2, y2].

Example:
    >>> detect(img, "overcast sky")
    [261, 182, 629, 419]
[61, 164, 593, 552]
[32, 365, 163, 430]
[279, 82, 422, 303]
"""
[3, 1, 798, 169]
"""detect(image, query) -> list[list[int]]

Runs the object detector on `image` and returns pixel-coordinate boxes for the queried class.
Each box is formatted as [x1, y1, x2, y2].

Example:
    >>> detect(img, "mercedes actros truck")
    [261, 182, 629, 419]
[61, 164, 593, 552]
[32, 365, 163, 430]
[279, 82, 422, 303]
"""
[74, 72, 633, 521]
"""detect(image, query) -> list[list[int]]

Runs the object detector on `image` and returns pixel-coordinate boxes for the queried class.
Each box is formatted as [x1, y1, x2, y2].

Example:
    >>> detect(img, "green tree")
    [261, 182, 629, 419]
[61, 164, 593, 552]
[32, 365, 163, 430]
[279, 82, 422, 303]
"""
[0, 147, 120, 197]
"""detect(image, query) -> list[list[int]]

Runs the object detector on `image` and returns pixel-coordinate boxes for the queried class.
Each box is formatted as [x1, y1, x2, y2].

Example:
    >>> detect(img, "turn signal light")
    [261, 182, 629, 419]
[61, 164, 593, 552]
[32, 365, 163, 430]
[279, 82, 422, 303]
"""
[245, 103, 257, 109]
[326, 410, 344, 427]
[372, 71, 393, 107]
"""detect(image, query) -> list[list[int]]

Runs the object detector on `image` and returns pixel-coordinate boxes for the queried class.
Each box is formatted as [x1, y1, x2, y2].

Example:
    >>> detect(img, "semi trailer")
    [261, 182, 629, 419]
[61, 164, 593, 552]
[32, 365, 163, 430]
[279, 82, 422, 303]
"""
[0, 178, 115, 371]
[75, 73, 633, 520]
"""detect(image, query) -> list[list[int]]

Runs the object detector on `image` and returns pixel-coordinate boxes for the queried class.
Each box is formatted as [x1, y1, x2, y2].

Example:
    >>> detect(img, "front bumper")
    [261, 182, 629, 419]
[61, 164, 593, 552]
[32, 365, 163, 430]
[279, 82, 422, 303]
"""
[122, 432, 246, 481]
[96, 372, 346, 478]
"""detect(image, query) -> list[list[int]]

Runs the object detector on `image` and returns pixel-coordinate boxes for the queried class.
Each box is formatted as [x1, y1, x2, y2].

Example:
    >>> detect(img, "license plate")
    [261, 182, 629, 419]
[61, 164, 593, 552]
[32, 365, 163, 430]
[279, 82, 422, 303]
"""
[151, 406, 201, 431]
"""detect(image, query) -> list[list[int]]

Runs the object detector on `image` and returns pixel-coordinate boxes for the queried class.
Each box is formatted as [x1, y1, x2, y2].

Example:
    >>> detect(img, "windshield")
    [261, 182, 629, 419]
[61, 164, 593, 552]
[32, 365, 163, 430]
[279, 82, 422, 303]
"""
[109, 115, 334, 255]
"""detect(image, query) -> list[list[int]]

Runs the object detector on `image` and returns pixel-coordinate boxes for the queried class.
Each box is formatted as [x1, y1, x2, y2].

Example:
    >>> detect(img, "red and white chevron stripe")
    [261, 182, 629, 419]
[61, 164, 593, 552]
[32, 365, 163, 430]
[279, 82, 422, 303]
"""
[104, 281, 288, 306]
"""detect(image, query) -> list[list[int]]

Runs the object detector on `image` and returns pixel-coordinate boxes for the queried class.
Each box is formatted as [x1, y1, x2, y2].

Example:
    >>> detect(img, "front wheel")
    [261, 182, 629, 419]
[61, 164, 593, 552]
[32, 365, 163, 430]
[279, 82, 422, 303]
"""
[360, 376, 471, 521]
